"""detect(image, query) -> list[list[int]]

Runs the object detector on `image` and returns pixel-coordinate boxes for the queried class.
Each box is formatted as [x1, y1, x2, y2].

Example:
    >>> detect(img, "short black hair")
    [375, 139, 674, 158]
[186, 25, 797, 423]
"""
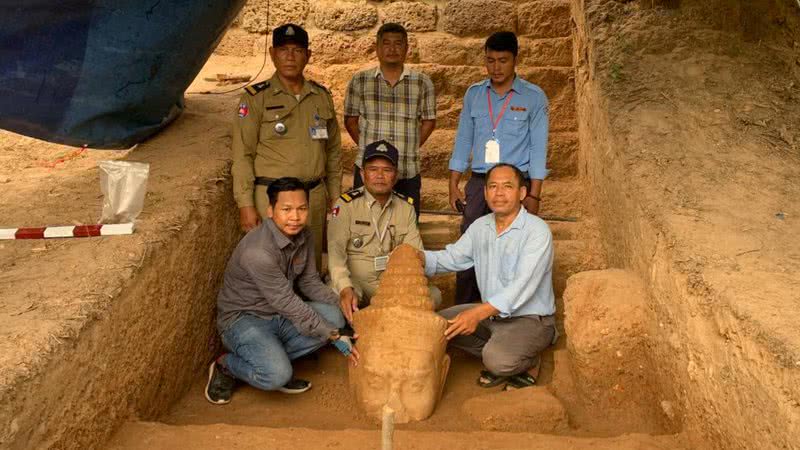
[486, 163, 528, 194]
[267, 177, 309, 207]
[377, 22, 408, 43]
[485, 31, 518, 57]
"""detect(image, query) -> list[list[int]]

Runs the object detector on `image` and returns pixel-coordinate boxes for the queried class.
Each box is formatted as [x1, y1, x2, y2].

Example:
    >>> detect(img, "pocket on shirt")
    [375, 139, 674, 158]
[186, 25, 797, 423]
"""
[471, 109, 492, 135]
[260, 109, 295, 141]
[504, 112, 529, 136]
[392, 225, 409, 246]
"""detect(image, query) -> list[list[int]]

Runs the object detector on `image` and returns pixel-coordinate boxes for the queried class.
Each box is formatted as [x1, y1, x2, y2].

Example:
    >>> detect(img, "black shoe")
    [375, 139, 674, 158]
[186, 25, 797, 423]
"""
[205, 360, 235, 405]
[277, 378, 311, 394]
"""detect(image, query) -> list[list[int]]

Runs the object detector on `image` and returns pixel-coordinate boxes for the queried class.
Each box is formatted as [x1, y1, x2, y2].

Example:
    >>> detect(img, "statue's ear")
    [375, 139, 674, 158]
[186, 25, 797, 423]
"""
[437, 354, 451, 401]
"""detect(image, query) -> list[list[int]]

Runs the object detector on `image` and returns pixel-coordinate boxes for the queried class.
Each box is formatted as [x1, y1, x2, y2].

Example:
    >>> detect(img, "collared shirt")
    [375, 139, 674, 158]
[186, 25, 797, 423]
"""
[216, 218, 339, 338]
[449, 76, 549, 180]
[344, 66, 436, 179]
[231, 72, 342, 208]
[327, 187, 422, 295]
[423, 208, 555, 317]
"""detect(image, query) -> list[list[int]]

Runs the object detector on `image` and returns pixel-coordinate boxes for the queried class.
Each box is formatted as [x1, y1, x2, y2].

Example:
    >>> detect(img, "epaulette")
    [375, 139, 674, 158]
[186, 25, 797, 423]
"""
[393, 190, 414, 205]
[309, 79, 331, 94]
[244, 81, 270, 96]
[339, 188, 364, 203]
[466, 79, 488, 92]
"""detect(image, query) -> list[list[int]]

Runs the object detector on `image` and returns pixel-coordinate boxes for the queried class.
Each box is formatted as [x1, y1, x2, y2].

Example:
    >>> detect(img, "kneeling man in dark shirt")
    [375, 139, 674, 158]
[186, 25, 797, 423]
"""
[206, 177, 356, 405]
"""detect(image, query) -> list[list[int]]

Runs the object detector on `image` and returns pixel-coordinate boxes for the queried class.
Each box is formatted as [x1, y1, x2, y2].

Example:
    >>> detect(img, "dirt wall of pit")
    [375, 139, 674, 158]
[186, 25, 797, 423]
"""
[0, 100, 241, 450]
[572, 0, 800, 448]
[215, 0, 579, 180]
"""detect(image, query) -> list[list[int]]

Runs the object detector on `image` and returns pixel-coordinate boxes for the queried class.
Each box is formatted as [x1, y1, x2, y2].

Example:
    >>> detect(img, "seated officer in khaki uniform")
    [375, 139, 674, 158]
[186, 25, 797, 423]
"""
[231, 23, 342, 269]
[328, 140, 442, 323]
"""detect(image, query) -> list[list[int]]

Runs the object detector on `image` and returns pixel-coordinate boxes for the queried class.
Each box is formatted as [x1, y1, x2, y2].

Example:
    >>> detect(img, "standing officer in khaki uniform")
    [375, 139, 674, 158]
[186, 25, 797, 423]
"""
[231, 23, 342, 269]
[328, 140, 442, 323]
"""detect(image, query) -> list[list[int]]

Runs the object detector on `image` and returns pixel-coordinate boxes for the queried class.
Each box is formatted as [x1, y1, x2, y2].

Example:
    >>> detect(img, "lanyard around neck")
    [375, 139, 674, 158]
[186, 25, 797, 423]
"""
[488, 89, 514, 134]
[370, 203, 393, 253]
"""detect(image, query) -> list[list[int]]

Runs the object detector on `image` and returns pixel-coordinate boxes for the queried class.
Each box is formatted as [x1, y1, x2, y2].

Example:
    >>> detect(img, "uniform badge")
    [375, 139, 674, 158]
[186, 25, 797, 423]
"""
[510, 106, 527, 112]
[238, 103, 248, 118]
[331, 206, 340, 218]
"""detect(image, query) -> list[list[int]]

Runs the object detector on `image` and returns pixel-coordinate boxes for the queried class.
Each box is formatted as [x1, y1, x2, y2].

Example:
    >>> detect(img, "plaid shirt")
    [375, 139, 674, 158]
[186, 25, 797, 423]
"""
[344, 67, 436, 179]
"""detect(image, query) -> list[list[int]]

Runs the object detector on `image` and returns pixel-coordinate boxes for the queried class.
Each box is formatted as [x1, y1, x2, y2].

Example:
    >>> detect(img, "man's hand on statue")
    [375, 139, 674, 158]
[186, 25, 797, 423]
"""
[330, 329, 360, 366]
[239, 206, 261, 232]
[448, 184, 466, 211]
[444, 303, 498, 340]
[522, 196, 540, 215]
[339, 287, 359, 323]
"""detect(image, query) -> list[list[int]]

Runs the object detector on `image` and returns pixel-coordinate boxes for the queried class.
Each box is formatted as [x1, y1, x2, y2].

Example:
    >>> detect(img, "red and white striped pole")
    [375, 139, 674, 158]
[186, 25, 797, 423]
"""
[0, 223, 134, 240]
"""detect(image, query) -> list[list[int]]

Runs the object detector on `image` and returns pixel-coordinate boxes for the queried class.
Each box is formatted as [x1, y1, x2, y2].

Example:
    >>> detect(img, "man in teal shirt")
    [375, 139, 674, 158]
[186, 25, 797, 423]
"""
[423, 163, 556, 389]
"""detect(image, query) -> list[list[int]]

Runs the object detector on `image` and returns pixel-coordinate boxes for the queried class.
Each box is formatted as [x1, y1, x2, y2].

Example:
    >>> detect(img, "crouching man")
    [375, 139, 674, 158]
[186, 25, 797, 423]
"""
[421, 163, 557, 389]
[206, 177, 357, 405]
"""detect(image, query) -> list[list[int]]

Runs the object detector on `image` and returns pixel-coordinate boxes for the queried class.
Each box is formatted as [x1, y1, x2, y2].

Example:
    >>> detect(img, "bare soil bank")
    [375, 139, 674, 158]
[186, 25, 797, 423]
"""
[572, 0, 800, 448]
[0, 97, 241, 449]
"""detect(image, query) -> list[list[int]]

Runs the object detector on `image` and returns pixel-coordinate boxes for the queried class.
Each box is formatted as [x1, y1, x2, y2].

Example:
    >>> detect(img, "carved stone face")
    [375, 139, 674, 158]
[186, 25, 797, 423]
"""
[351, 306, 450, 423]
[352, 346, 449, 422]
[349, 244, 450, 423]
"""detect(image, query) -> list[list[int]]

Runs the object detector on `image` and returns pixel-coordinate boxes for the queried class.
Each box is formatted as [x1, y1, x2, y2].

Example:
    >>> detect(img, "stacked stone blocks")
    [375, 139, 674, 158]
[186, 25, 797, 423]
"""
[220, 0, 577, 180]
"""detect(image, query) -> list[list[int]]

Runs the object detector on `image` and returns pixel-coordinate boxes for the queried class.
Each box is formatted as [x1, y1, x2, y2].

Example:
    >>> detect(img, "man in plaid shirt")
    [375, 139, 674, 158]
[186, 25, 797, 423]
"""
[344, 23, 436, 217]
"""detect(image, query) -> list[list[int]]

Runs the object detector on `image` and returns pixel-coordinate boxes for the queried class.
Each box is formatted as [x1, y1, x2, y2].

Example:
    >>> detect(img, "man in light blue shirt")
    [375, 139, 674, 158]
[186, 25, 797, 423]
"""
[448, 31, 549, 305]
[424, 163, 556, 389]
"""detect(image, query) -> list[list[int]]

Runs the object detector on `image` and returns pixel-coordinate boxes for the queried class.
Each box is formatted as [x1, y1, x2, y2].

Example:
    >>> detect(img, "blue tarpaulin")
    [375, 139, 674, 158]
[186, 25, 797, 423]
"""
[0, 0, 245, 148]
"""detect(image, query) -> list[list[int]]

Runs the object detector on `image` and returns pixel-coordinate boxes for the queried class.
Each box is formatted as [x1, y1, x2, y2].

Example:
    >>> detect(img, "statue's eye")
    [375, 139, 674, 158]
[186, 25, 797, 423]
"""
[408, 381, 425, 393]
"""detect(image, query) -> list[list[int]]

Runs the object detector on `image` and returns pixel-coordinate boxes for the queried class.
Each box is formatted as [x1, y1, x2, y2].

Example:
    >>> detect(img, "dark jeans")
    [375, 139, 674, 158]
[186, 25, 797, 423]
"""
[352, 164, 421, 218]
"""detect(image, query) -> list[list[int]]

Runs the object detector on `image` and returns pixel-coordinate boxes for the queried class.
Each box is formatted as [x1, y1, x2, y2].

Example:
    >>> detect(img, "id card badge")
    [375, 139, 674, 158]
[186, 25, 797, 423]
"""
[373, 255, 389, 272]
[309, 126, 329, 140]
[485, 139, 500, 164]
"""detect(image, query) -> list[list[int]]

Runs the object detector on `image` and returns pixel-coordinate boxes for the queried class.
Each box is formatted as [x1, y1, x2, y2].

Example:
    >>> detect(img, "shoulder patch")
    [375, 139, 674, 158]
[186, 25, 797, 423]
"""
[393, 190, 414, 205]
[339, 188, 364, 203]
[309, 79, 331, 94]
[244, 81, 270, 96]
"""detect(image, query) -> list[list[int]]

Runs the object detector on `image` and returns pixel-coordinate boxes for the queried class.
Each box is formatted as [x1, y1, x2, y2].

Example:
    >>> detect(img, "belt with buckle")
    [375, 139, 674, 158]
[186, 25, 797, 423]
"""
[255, 177, 322, 191]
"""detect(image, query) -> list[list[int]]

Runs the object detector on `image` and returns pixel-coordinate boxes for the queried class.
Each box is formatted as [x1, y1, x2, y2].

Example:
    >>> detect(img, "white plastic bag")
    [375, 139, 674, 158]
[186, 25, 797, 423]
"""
[98, 160, 150, 223]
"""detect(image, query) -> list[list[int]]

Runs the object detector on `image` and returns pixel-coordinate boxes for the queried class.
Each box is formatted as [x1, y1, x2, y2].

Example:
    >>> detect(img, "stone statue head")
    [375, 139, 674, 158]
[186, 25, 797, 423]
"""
[351, 306, 450, 423]
[349, 243, 450, 423]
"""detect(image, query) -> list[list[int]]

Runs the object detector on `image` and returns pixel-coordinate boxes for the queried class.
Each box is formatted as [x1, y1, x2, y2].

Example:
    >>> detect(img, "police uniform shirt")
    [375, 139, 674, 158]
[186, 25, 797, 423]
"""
[230, 72, 342, 207]
[327, 186, 422, 295]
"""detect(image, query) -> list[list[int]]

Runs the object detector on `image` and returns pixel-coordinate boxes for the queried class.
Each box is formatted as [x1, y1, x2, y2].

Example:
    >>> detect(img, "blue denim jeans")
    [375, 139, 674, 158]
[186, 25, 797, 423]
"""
[220, 302, 345, 391]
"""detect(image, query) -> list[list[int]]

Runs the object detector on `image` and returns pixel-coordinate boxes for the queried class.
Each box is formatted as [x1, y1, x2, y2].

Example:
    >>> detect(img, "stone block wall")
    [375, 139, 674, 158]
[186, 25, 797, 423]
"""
[217, 0, 576, 180]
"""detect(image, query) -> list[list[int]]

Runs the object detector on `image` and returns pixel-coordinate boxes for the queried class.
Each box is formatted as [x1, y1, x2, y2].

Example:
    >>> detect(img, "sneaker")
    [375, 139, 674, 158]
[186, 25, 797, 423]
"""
[205, 360, 235, 405]
[277, 378, 312, 394]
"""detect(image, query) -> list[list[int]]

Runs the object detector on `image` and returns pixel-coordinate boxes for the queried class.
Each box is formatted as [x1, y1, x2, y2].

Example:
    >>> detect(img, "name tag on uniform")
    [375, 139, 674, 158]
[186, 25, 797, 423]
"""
[374, 255, 389, 272]
[309, 126, 328, 140]
[485, 139, 500, 164]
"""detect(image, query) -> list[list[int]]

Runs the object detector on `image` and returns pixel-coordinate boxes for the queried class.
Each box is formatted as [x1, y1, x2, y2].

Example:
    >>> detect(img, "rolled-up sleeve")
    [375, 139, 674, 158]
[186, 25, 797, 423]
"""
[242, 248, 336, 339]
[423, 227, 476, 276]
[487, 228, 553, 317]
[528, 91, 549, 180]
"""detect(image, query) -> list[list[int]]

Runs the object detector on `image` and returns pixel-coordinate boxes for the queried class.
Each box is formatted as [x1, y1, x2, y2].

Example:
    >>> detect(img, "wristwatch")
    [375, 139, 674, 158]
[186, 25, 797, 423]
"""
[526, 194, 541, 202]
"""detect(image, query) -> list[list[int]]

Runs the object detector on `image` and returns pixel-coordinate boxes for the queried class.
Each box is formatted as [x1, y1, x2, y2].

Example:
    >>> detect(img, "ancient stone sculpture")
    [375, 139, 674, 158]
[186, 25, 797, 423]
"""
[350, 244, 450, 423]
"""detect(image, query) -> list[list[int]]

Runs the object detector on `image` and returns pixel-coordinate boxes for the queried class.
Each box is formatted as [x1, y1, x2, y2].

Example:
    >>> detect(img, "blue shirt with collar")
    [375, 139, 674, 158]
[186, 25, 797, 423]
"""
[423, 208, 555, 318]
[449, 76, 549, 180]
